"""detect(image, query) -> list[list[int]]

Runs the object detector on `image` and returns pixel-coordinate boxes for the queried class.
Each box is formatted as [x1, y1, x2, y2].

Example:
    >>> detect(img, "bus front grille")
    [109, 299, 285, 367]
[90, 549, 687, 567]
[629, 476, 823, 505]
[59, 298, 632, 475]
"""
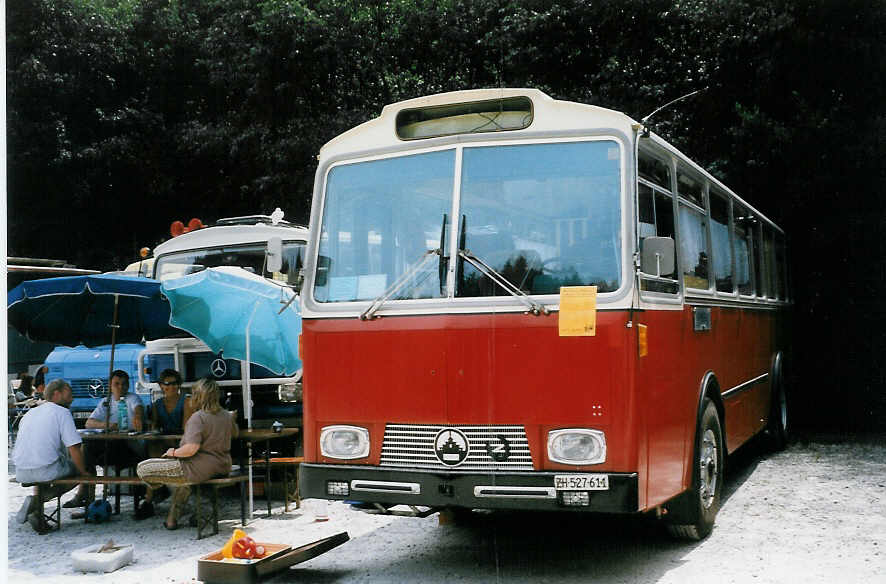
[69, 378, 107, 399]
[380, 424, 533, 471]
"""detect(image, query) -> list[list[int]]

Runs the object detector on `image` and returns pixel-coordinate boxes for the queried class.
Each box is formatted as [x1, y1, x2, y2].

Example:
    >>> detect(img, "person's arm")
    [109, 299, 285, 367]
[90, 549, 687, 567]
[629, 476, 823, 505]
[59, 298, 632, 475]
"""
[68, 444, 92, 476]
[230, 410, 240, 438]
[150, 400, 159, 431]
[163, 442, 200, 458]
[181, 396, 194, 429]
[85, 417, 117, 430]
[164, 410, 201, 458]
[84, 401, 116, 430]
[132, 403, 144, 431]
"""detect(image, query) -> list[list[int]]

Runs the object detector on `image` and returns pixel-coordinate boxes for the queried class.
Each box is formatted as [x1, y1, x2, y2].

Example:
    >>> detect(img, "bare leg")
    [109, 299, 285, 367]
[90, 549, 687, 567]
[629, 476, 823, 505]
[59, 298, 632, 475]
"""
[166, 485, 191, 528]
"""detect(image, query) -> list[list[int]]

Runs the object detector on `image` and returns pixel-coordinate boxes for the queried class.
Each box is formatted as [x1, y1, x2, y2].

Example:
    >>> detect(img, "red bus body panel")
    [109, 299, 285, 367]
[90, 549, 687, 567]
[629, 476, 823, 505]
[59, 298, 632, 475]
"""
[301, 304, 780, 513]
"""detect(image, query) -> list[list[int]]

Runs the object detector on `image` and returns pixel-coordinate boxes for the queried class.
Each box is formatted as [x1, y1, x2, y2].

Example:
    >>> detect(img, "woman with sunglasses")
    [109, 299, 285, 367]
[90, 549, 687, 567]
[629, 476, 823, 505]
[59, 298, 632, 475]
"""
[151, 369, 193, 434]
[136, 369, 194, 519]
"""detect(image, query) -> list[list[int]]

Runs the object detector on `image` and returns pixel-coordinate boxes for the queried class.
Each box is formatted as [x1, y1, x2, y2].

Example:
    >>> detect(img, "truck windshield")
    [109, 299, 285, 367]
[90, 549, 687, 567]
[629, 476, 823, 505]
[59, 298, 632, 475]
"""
[315, 140, 622, 303]
[155, 242, 306, 287]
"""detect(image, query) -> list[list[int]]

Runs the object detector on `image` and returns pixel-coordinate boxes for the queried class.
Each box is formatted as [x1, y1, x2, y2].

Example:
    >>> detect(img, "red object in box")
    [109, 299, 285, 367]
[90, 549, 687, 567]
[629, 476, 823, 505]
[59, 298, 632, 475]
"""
[197, 532, 349, 584]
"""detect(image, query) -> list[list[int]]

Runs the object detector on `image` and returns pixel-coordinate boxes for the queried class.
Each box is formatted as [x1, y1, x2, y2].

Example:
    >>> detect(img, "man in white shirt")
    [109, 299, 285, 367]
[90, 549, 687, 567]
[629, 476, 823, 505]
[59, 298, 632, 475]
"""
[82, 369, 148, 496]
[13, 379, 93, 532]
[84, 369, 144, 431]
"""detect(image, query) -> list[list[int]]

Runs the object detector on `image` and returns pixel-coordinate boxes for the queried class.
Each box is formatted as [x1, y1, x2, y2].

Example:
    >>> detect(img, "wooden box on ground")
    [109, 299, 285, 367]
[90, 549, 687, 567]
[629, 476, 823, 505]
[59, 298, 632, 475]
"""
[197, 532, 349, 584]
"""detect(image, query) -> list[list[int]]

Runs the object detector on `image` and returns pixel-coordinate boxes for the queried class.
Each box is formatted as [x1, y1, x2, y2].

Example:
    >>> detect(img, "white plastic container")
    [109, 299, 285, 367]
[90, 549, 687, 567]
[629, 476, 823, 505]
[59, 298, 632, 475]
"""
[71, 543, 133, 573]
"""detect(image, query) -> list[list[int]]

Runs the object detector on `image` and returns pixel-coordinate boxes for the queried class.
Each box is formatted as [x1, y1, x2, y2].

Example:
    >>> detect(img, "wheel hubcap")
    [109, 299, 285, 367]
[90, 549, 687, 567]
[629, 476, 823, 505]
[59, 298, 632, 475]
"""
[699, 428, 719, 509]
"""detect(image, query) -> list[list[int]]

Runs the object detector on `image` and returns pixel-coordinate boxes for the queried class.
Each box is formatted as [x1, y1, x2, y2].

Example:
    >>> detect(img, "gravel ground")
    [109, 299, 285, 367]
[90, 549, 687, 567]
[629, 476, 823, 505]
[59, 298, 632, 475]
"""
[5, 434, 885, 583]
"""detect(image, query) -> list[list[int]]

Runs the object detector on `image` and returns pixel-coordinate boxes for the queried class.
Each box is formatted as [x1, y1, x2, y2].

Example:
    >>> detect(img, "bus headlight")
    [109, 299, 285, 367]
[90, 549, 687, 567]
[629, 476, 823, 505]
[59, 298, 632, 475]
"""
[320, 425, 370, 459]
[547, 429, 606, 465]
[278, 382, 302, 402]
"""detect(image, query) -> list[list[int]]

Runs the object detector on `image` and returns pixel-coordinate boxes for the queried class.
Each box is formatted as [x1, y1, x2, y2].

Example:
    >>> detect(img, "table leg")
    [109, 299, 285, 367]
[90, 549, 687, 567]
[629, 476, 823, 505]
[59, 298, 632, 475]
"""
[265, 439, 272, 516]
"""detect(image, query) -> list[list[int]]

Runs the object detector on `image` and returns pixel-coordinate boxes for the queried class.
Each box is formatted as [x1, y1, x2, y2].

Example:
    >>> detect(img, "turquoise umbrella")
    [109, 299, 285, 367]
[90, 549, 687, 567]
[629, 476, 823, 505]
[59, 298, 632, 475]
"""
[160, 266, 302, 427]
[161, 267, 302, 520]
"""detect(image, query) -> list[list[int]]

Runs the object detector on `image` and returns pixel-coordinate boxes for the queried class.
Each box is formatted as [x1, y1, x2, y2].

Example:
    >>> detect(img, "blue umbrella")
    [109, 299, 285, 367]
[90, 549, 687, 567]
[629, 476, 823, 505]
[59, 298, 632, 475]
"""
[8, 273, 182, 475]
[161, 266, 302, 424]
[8, 273, 177, 348]
[161, 266, 301, 519]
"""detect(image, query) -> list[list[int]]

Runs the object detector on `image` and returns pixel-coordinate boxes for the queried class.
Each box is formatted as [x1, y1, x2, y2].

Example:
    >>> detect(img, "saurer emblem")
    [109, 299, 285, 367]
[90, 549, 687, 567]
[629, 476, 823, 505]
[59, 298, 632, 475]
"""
[434, 428, 470, 466]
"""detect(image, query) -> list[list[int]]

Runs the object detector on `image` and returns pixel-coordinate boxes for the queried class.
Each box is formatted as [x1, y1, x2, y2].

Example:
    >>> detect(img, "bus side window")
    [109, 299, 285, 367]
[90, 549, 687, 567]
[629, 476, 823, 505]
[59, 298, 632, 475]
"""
[734, 205, 755, 296]
[709, 189, 734, 294]
[676, 170, 709, 291]
[638, 181, 678, 294]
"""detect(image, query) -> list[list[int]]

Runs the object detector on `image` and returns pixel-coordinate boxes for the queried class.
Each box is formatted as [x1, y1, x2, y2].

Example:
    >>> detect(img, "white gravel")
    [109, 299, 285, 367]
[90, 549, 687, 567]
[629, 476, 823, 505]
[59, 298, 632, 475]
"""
[5, 435, 885, 583]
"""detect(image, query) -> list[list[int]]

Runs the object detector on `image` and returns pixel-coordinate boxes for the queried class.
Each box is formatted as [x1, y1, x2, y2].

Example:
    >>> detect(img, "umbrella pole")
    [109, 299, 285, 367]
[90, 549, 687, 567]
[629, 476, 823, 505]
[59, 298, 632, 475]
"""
[244, 302, 258, 518]
[102, 294, 121, 500]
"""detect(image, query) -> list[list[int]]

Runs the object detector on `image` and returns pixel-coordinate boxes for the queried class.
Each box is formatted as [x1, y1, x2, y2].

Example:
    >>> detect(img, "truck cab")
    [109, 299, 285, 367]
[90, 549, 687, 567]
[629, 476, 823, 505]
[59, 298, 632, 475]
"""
[139, 213, 308, 429]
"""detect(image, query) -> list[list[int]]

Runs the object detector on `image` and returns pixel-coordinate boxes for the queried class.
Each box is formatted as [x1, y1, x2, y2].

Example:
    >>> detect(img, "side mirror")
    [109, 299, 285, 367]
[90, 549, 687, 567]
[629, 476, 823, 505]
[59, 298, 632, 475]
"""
[641, 236, 675, 277]
[267, 237, 283, 273]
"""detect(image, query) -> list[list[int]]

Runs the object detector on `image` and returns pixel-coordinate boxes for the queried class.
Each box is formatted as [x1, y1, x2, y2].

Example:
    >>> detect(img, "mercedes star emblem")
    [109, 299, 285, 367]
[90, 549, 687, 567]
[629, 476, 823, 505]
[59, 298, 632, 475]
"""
[210, 358, 228, 378]
[88, 378, 104, 398]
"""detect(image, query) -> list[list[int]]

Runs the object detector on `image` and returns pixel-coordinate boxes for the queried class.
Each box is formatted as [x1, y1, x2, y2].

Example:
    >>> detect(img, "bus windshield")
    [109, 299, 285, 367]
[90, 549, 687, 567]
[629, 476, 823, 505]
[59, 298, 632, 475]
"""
[154, 242, 306, 287]
[316, 140, 622, 304]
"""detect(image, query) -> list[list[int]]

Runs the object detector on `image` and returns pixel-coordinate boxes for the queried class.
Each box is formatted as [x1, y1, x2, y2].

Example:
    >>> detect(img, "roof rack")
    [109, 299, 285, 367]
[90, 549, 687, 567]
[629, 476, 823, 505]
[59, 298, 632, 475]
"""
[213, 215, 303, 228]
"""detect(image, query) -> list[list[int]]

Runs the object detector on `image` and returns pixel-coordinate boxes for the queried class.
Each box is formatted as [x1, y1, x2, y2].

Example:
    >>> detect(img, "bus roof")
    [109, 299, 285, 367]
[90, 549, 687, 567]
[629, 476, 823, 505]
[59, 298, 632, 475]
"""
[317, 87, 782, 234]
[153, 222, 310, 257]
[319, 88, 636, 160]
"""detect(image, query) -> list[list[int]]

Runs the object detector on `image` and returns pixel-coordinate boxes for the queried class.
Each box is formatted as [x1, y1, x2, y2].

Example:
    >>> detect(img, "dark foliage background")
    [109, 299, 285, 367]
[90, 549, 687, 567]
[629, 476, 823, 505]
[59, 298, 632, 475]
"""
[7, 0, 886, 431]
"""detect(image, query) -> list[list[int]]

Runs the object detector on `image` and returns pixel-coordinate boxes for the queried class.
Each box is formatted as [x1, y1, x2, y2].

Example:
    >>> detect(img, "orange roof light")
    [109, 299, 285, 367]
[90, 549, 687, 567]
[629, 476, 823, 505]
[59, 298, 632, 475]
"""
[170, 221, 186, 237]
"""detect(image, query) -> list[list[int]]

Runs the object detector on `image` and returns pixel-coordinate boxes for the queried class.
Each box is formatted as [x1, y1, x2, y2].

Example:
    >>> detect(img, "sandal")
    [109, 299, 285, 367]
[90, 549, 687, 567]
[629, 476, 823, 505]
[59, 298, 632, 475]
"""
[62, 495, 90, 509]
[134, 502, 155, 520]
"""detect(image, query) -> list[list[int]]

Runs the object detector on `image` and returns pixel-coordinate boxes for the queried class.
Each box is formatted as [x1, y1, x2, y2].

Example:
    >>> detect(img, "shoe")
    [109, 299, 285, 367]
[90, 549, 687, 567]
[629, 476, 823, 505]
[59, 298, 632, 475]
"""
[29, 512, 49, 535]
[17, 495, 34, 524]
[163, 520, 179, 530]
[152, 486, 170, 504]
[62, 495, 89, 509]
[134, 502, 155, 520]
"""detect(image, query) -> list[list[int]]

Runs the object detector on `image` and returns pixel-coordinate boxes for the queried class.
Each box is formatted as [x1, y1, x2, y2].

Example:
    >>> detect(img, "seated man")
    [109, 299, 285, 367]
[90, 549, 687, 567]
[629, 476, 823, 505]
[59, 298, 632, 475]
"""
[13, 379, 94, 533]
[82, 370, 148, 493]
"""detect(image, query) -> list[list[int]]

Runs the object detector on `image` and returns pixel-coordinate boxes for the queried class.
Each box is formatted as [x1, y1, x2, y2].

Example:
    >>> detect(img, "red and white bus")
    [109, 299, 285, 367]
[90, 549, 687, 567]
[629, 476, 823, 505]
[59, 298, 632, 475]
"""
[298, 89, 790, 539]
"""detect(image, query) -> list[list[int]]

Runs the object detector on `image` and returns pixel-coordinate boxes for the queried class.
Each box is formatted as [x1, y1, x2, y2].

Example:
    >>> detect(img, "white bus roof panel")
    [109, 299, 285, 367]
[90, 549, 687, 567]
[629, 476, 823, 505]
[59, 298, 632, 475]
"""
[319, 88, 637, 160]
[154, 223, 309, 256]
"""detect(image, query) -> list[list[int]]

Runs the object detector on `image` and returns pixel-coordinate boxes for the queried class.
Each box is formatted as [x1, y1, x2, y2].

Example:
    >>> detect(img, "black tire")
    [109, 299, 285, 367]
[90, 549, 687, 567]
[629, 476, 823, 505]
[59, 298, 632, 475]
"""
[766, 364, 789, 451]
[666, 398, 724, 541]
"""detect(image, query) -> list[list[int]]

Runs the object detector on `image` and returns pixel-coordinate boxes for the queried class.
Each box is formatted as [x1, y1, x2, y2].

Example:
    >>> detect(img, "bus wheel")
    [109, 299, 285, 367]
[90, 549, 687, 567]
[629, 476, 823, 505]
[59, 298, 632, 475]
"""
[766, 370, 789, 451]
[666, 398, 724, 541]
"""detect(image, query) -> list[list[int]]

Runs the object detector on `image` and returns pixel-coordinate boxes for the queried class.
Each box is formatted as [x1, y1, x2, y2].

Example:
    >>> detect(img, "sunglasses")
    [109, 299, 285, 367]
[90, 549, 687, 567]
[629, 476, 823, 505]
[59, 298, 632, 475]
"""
[159, 381, 180, 386]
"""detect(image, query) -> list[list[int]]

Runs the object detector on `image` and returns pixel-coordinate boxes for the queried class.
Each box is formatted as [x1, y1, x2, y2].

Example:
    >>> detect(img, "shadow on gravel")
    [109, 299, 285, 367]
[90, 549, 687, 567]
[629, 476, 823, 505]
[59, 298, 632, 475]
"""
[282, 439, 801, 583]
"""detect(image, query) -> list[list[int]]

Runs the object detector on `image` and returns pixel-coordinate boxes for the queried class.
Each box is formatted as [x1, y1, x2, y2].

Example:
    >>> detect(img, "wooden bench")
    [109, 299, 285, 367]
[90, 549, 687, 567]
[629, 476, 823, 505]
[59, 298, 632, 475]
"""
[22, 476, 144, 533]
[252, 456, 304, 512]
[23, 473, 248, 539]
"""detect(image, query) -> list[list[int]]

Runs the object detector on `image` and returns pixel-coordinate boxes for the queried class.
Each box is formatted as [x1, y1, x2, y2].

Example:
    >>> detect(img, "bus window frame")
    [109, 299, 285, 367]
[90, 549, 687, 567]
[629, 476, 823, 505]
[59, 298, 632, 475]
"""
[676, 165, 714, 296]
[708, 186, 737, 297]
[733, 202, 757, 299]
[636, 145, 681, 302]
[309, 132, 634, 315]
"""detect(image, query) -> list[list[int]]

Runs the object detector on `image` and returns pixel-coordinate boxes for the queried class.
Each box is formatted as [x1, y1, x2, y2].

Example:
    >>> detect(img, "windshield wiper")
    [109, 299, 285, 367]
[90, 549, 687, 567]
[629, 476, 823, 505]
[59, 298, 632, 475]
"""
[458, 249, 549, 316]
[360, 248, 441, 320]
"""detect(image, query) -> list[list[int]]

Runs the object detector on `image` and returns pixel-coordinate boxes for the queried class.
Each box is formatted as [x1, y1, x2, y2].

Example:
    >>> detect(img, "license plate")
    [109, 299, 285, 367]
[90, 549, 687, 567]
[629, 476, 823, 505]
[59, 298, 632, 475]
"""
[554, 474, 609, 491]
[72, 412, 90, 419]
